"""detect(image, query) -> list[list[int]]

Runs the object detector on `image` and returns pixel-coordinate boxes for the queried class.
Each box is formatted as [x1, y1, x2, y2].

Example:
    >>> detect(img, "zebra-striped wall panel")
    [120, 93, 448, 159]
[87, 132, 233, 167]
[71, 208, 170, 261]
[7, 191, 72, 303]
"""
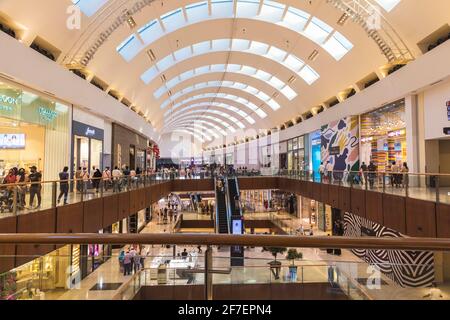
[343, 212, 434, 288]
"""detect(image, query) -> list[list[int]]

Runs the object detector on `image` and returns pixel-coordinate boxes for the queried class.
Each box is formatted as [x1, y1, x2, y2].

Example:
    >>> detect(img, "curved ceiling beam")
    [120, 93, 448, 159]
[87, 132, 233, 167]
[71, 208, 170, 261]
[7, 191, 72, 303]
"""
[172, 129, 205, 143]
[179, 127, 214, 141]
[160, 80, 275, 115]
[116, 0, 353, 65]
[167, 122, 222, 139]
[141, 39, 320, 89]
[164, 114, 239, 133]
[155, 64, 296, 102]
[165, 120, 228, 137]
[164, 101, 257, 125]
[166, 109, 246, 129]
[162, 93, 270, 121]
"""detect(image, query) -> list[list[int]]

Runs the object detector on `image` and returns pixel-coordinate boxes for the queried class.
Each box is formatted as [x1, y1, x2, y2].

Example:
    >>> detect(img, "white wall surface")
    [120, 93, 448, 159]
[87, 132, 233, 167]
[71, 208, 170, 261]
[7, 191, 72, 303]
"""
[423, 79, 450, 140]
[73, 107, 105, 130]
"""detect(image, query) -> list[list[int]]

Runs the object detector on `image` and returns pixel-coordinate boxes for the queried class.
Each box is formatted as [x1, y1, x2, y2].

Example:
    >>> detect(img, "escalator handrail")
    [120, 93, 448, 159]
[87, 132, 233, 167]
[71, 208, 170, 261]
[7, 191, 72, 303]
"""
[223, 176, 232, 234]
[214, 177, 219, 234]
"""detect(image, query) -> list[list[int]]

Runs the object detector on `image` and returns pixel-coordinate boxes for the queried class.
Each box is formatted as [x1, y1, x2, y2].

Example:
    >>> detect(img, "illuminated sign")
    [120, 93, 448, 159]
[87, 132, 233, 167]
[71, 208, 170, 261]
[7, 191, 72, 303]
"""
[85, 127, 96, 136]
[38, 107, 58, 121]
[0, 94, 18, 112]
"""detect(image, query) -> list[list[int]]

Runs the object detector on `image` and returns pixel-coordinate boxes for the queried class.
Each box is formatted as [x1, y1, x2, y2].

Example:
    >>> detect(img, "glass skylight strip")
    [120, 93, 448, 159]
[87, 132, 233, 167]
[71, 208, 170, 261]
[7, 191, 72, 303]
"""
[72, 0, 108, 17]
[158, 81, 272, 116]
[166, 116, 231, 134]
[173, 130, 205, 143]
[172, 119, 228, 136]
[171, 122, 221, 139]
[167, 109, 246, 129]
[117, 1, 353, 64]
[167, 115, 236, 133]
[374, 0, 401, 12]
[322, 31, 354, 61]
[154, 64, 296, 101]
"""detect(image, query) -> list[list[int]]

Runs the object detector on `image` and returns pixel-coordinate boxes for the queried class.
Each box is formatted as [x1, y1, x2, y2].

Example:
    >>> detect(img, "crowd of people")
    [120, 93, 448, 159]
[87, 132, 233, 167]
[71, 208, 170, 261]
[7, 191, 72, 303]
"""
[1, 165, 42, 210]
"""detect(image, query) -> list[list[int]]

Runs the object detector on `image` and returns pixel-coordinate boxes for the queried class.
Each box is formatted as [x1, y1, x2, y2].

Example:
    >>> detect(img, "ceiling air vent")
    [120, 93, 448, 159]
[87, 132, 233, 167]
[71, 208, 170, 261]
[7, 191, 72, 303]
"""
[308, 49, 319, 61]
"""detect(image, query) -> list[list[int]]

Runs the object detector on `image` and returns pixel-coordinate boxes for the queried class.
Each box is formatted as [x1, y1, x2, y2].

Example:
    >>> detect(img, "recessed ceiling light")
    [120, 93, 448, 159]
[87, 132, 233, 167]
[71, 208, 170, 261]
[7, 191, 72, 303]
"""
[308, 50, 319, 61]
[337, 12, 350, 26]
[126, 12, 137, 29]
[147, 49, 156, 61]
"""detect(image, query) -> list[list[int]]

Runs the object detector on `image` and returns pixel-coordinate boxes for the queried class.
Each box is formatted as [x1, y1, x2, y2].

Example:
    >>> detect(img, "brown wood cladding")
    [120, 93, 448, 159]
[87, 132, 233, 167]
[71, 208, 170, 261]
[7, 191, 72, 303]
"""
[382, 194, 406, 234]
[405, 198, 437, 238]
[103, 194, 119, 227]
[350, 188, 366, 218]
[0, 216, 17, 273]
[16, 209, 56, 267]
[437, 203, 450, 238]
[328, 184, 340, 208]
[118, 192, 130, 220]
[365, 191, 383, 225]
[136, 283, 348, 300]
[56, 202, 83, 233]
[83, 198, 104, 233]
[338, 186, 351, 212]
[321, 183, 329, 205]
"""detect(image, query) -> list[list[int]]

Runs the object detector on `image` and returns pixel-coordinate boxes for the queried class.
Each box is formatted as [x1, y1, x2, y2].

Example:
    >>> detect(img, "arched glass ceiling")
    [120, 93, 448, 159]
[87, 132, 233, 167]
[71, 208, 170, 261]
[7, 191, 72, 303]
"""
[160, 81, 271, 116]
[165, 101, 256, 125]
[117, 0, 353, 62]
[167, 122, 221, 139]
[173, 129, 205, 143]
[167, 109, 246, 129]
[167, 115, 237, 133]
[72, 0, 108, 17]
[163, 93, 264, 120]
[166, 120, 228, 136]
[183, 127, 213, 141]
[142, 38, 320, 88]
[154, 64, 297, 101]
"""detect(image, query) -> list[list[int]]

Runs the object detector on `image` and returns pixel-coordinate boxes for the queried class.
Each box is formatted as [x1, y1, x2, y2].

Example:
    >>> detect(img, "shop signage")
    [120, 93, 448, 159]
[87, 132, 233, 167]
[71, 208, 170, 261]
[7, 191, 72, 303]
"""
[330, 146, 340, 155]
[72, 120, 104, 140]
[0, 94, 18, 112]
[85, 127, 96, 136]
[38, 107, 58, 121]
[444, 127, 450, 135]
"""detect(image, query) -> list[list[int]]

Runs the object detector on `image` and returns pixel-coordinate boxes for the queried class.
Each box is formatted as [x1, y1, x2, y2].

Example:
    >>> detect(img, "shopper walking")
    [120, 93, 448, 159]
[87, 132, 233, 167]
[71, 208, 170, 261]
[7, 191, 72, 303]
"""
[28, 166, 42, 209]
[123, 250, 132, 276]
[57, 166, 69, 205]
[81, 167, 90, 194]
[402, 162, 409, 188]
[367, 162, 377, 189]
[92, 168, 102, 193]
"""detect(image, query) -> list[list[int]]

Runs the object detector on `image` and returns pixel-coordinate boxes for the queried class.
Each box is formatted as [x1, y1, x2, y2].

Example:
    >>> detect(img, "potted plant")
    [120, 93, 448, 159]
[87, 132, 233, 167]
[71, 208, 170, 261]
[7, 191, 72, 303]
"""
[286, 249, 303, 282]
[266, 247, 287, 280]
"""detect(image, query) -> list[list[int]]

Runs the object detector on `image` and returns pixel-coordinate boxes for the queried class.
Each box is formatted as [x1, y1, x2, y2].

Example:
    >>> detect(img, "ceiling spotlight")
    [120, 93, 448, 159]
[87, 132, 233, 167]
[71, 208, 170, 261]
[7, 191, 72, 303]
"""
[308, 49, 319, 61]
[288, 76, 297, 84]
[126, 12, 137, 29]
[337, 12, 349, 26]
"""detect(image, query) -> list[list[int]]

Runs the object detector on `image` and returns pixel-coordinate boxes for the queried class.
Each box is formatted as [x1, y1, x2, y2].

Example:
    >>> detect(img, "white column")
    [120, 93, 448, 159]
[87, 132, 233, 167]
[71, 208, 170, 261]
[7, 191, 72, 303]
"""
[405, 95, 420, 173]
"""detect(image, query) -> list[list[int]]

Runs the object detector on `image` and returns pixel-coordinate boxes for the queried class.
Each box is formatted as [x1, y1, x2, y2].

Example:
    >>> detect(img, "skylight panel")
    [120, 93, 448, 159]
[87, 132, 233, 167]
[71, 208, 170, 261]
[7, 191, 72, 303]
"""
[73, 0, 108, 17]
[266, 46, 288, 61]
[174, 46, 192, 61]
[240, 66, 257, 75]
[185, 2, 210, 24]
[156, 55, 175, 72]
[116, 35, 144, 62]
[284, 55, 305, 72]
[258, 1, 286, 23]
[280, 86, 297, 100]
[267, 99, 281, 111]
[245, 86, 259, 95]
[226, 64, 242, 72]
[236, 0, 260, 18]
[160, 8, 185, 33]
[247, 41, 270, 55]
[246, 116, 256, 124]
[255, 70, 272, 81]
[233, 82, 247, 90]
[210, 64, 226, 72]
[140, 66, 159, 84]
[192, 41, 211, 55]
[232, 39, 251, 51]
[322, 31, 353, 60]
[212, 39, 231, 51]
[374, 0, 401, 12]
[154, 87, 167, 99]
[303, 17, 333, 44]
[280, 7, 310, 32]
[180, 69, 195, 81]
[299, 65, 320, 85]
[256, 91, 270, 101]
[138, 19, 164, 46]
[255, 108, 268, 118]
[211, 0, 235, 18]
[269, 76, 285, 89]
[195, 66, 210, 74]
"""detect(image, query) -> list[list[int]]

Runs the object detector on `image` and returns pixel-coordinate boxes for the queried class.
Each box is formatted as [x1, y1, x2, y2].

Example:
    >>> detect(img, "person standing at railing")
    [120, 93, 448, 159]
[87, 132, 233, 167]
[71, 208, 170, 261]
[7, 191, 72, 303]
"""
[16, 168, 26, 209]
[81, 168, 90, 195]
[401, 162, 409, 188]
[28, 166, 42, 209]
[92, 168, 102, 193]
[392, 161, 401, 188]
[102, 167, 111, 191]
[57, 166, 69, 205]
[368, 162, 377, 189]
[123, 250, 132, 276]
[75, 167, 82, 192]
[360, 162, 368, 187]
[112, 166, 122, 192]
[325, 161, 333, 183]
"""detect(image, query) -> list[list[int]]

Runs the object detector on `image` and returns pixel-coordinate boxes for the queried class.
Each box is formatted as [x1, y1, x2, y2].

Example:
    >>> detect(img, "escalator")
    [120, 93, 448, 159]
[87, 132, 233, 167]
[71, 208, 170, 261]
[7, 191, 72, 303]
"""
[215, 177, 229, 234]
[226, 176, 245, 266]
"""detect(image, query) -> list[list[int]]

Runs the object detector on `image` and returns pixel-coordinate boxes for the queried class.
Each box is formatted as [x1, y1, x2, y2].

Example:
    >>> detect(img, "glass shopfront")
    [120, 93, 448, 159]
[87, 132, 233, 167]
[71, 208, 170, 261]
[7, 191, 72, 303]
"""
[287, 136, 306, 171]
[360, 100, 407, 172]
[72, 120, 104, 173]
[0, 81, 70, 181]
[309, 130, 321, 180]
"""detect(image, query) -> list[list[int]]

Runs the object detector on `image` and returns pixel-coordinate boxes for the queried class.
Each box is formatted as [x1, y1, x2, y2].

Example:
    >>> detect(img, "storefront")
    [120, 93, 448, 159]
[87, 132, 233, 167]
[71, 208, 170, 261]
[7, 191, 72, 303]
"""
[308, 130, 321, 180]
[360, 100, 407, 171]
[0, 245, 78, 300]
[112, 123, 148, 170]
[137, 209, 147, 232]
[287, 136, 306, 171]
[0, 80, 70, 181]
[71, 120, 104, 172]
[298, 196, 317, 227]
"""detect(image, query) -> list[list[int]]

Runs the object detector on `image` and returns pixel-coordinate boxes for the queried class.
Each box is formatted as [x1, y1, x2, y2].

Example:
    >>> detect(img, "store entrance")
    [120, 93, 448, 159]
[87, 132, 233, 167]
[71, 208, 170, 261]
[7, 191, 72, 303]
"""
[129, 145, 136, 170]
[73, 135, 103, 172]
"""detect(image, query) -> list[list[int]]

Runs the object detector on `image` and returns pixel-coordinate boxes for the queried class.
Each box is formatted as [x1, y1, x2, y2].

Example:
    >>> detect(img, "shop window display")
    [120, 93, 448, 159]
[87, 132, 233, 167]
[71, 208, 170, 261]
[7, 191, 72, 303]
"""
[287, 135, 306, 171]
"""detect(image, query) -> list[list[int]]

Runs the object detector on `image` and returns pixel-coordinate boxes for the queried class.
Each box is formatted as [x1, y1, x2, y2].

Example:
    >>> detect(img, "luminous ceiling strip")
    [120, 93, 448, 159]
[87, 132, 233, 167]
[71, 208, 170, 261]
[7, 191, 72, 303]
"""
[154, 64, 296, 102]
[166, 114, 238, 133]
[173, 130, 205, 143]
[117, 0, 352, 62]
[167, 122, 221, 139]
[374, 0, 401, 12]
[142, 38, 319, 87]
[165, 117, 229, 136]
[72, 0, 109, 17]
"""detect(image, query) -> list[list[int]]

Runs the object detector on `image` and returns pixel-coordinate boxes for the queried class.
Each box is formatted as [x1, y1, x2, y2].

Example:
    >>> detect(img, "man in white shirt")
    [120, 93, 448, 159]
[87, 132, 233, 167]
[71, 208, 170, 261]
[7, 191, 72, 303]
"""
[112, 166, 122, 192]
[325, 161, 334, 183]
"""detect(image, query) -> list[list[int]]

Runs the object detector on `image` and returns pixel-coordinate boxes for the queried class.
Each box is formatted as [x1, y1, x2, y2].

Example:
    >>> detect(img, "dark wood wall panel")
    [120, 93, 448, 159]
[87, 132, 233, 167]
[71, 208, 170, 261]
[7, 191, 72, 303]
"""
[313, 182, 321, 202]
[137, 188, 146, 211]
[321, 183, 330, 205]
[437, 203, 450, 238]
[129, 188, 138, 213]
[338, 187, 351, 212]
[144, 187, 152, 207]
[328, 185, 340, 208]
[382, 194, 406, 234]
[365, 191, 383, 225]
[306, 181, 314, 199]
[196, 179, 214, 191]
[0, 216, 17, 273]
[350, 188, 366, 218]
[103, 194, 119, 227]
[405, 198, 436, 238]
[118, 192, 131, 220]
[149, 184, 160, 203]
[16, 209, 56, 267]
[83, 198, 104, 233]
[56, 203, 83, 233]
